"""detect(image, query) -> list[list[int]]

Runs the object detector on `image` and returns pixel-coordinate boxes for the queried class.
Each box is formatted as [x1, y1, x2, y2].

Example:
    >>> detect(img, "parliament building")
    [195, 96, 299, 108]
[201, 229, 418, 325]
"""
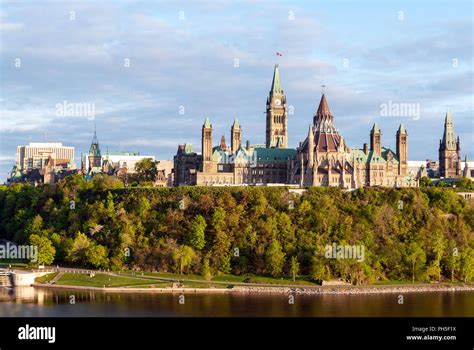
[174, 64, 418, 188]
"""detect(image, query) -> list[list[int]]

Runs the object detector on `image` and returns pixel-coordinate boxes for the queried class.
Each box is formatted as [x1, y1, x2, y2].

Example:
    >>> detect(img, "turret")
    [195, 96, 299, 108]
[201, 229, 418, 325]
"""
[396, 124, 408, 175]
[202, 117, 212, 161]
[370, 123, 382, 155]
[231, 118, 241, 153]
[266, 64, 288, 148]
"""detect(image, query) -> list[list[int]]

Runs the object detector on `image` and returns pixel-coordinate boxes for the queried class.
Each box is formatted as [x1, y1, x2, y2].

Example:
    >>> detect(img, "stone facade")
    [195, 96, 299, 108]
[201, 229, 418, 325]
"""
[295, 94, 416, 188]
[438, 111, 462, 178]
[173, 64, 418, 188]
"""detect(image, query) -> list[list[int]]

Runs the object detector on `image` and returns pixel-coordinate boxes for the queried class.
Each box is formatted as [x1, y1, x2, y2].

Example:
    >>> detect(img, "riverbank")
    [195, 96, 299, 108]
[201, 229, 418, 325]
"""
[32, 282, 474, 295]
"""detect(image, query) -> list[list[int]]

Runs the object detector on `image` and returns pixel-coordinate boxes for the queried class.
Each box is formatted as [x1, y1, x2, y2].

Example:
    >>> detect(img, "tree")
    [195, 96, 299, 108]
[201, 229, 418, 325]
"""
[134, 158, 157, 182]
[25, 215, 43, 237]
[67, 232, 91, 265]
[290, 256, 300, 282]
[211, 207, 226, 232]
[406, 241, 426, 283]
[278, 213, 295, 253]
[419, 177, 431, 187]
[190, 215, 206, 250]
[445, 244, 460, 282]
[212, 230, 231, 273]
[460, 247, 474, 283]
[265, 240, 286, 277]
[29, 234, 55, 266]
[85, 244, 108, 268]
[202, 256, 212, 282]
[310, 256, 327, 282]
[172, 245, 196, 274]
[431, 231, 447, 282]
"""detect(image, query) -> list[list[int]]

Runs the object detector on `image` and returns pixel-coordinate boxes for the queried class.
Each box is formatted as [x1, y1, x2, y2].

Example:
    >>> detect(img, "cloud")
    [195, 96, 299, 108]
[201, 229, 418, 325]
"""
[0, 0, 472, 182]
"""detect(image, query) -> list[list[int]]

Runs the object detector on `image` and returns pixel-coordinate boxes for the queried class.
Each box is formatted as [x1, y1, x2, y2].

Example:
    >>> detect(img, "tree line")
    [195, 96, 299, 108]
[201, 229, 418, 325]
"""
[0, 174, 473, 285]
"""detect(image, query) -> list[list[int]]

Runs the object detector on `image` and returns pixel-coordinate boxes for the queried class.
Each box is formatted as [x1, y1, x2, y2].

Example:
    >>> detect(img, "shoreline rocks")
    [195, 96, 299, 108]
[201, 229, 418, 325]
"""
[232, 284, 474, 295]
[32, 283, 474, 295]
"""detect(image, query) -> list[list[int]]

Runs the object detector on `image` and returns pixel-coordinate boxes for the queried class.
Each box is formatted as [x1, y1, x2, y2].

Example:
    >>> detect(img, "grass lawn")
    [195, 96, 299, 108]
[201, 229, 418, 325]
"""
[120, 271, 318, 286]
[0, 262, 30, 270]
[141, 272, 206, 281]
[213, 274, 318, 286]
[35, 272, 58, 284]
[122, 282, 171, 288]
[180, 281, 229, 289]
[374, 280, 428, 285]
[56, 273, 163, 288]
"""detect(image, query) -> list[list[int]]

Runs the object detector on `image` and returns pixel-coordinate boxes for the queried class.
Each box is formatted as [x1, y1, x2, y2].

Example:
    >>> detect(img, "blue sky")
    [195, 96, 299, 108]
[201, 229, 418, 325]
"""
[0, 0, 472, 182]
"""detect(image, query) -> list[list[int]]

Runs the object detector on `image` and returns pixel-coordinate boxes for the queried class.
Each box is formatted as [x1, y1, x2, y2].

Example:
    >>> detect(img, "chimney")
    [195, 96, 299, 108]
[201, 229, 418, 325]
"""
[246, 140, 250, 151]
[363, 143, 368, 155]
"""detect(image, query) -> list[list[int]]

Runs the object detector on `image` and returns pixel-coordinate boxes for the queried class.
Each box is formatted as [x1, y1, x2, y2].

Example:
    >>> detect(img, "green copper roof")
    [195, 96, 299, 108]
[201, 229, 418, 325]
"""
[381, 147, 399, 162]
[184, 143, 194, 153]
[89, 143, 101, 157]
[398, 124, 407, 134]
[270, 64, 283, 95]
[89, 129, 101, 156]
[232, 118, 240, 129]
[350, 147, 399, 164]
[254, 147, 296, 163]
[203, 117, 212, 128]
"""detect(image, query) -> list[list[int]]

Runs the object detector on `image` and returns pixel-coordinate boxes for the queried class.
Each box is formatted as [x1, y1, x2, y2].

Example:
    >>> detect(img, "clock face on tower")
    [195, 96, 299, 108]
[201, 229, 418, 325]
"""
[274, 98, 281, 106]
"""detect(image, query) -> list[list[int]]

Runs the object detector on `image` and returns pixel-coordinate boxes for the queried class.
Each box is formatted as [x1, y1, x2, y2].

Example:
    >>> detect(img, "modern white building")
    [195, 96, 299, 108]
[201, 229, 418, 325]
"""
[101, 152, 155, 173]
[16, 142, 75, 173]
[407, 160, 427, 177]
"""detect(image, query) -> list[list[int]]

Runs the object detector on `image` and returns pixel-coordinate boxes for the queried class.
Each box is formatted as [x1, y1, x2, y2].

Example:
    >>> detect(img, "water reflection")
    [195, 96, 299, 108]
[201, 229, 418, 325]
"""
[0, 287, 473, 317]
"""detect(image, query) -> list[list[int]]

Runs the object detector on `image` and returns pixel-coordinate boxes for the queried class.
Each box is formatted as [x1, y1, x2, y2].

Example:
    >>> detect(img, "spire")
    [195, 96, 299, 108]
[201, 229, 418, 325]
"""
[203, 117, 212, 128]
[311, 93, 341, 152]
[92, 122, 98, 144]
[232, 118, 240, 129]
[371, 123, 381, 133]
[441, 111, 456, 150]
[313, 93, 338, 135]
[89, 124, 101, 157]
[220, 135, 227, 150]
[270, 64, 283, 96]
[316, 93, 332, 118]
[398, 124, 407, 135]
[463, 154, 471, 178]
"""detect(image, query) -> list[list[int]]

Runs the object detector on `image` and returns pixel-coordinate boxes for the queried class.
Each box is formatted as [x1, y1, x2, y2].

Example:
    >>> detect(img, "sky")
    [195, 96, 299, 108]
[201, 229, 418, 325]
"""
[0, 0, 473, 182]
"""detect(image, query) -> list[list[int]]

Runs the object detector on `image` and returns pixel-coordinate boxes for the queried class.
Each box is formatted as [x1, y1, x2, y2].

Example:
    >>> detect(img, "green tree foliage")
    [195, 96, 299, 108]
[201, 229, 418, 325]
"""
[134, 158, 157, 182]
[460, 247, 474, 283]
[190, 215, 206, 250]
[85, 244, 109, 268]
[405, 241, 426, 283]
[212, 231, 231, 273]
[202, 255, 212, 281]
[431, 231, 447, 282]
[0, 179, 473, 284]
[419, 177, 431, 187]
[290, 256, 300, 282]
[265, 240, 286, 277]
[172, 245, 196, 274]
[29, 234, 56, 266]
[67, 232, 91, 265]
[310, 256, 328, 282]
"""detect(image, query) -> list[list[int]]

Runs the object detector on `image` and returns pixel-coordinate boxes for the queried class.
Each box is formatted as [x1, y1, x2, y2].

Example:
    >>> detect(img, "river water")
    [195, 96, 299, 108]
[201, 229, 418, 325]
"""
[0, 287, 473, 317]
